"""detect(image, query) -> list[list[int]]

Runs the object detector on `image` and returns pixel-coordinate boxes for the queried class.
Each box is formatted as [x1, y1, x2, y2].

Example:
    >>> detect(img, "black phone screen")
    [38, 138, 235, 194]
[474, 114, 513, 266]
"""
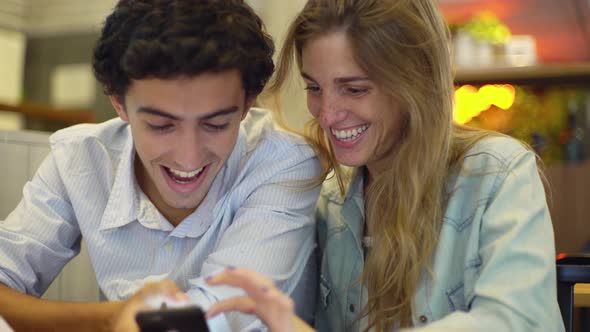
[135, 306, 210, 332]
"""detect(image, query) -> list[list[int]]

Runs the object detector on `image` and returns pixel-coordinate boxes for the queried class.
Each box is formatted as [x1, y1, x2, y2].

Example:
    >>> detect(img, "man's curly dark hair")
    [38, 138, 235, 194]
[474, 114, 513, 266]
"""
[92, 0, 274, 99]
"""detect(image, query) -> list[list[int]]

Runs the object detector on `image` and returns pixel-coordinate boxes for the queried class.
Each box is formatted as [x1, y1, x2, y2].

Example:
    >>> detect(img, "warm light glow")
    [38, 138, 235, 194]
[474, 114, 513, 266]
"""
[453, 84, 516, 124]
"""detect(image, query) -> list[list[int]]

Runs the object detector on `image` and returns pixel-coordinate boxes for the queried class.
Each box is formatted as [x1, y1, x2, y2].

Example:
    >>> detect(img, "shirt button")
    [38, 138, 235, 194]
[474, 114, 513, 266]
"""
[165, 243, 173, 252]
[349, 304, 356, 313]
[419, 315, 428, 323]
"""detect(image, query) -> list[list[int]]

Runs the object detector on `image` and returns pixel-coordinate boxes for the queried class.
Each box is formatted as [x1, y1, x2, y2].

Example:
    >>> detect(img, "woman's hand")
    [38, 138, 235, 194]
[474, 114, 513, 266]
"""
[112, 279, 188, 332]
[206, 267, 315, 332]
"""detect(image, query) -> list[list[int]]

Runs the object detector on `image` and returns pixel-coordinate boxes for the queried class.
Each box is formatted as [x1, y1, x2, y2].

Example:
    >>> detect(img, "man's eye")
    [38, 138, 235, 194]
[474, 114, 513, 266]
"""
[204, 123, 229, 131]
[147, 123, 173, 131]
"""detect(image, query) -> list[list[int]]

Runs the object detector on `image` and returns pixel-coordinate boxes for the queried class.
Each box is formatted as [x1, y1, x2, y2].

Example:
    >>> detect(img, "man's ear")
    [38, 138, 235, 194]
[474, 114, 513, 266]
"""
[109, 95, 129, 122]
[241, 97, 256, 120]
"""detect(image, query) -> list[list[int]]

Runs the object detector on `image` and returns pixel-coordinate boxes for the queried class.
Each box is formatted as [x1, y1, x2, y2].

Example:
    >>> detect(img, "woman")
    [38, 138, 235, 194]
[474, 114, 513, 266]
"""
[207, 0, 564, 331]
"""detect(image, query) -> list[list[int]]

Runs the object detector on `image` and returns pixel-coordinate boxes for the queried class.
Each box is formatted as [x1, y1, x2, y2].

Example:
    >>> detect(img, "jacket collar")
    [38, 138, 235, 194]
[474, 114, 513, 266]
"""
[344, 168, 365, 216]
[341, 168, 366, 249]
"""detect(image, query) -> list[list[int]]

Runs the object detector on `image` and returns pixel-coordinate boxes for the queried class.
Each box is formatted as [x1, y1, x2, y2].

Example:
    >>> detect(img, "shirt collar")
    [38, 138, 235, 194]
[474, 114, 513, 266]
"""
[98, 128, 175, 232]
[99, 128, 140, 231]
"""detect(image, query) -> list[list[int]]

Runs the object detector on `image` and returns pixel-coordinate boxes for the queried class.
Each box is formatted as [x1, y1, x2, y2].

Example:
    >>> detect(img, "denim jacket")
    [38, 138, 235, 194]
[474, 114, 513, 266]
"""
[315, 136, 564, 332]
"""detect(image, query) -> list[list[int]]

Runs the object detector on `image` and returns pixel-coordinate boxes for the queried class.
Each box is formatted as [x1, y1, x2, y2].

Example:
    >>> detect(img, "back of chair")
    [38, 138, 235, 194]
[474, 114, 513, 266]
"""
[0, 129, 100, 302]
[556, 253, 590, 332]
[0, 129, 50, 217]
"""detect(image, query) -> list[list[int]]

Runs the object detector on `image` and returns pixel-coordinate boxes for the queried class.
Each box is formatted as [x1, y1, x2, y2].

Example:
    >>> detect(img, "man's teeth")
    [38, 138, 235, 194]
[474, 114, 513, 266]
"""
[169, 167, 204, 179]
[331, 124, 369, 141]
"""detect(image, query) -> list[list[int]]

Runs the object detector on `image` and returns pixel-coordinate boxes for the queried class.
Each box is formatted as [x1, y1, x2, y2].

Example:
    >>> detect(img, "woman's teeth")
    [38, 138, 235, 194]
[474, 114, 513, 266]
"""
[331, 124, 369, 142]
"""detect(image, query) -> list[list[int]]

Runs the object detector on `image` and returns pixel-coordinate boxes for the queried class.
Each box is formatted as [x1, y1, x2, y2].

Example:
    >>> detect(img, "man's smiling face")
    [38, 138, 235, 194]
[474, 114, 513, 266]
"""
[110, 70, 251, 225]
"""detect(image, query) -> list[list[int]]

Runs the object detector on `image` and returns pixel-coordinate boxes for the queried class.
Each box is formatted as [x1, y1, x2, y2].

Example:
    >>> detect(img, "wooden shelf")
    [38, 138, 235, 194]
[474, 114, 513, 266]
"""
[0, 102, 95, 125]
[575, 284, 590, 307]
[454, 62, 590, 86]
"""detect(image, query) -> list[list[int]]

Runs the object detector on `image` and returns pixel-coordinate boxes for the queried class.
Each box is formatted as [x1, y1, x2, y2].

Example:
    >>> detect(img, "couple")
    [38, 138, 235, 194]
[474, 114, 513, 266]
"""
[0, 0, 564, 331]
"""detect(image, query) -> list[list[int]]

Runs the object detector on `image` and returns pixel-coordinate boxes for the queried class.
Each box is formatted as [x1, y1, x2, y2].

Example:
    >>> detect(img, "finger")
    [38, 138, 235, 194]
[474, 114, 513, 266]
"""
[262, 288, 294, 311]
[207, 267, 273, 287]
[206, 296, 256, 318]
[208, 290, 296, 332]
[207, 268, 274, 298]
[135, 280, 188, 305]
[154, 279, 188, 301]
[145, 280, 183, 296]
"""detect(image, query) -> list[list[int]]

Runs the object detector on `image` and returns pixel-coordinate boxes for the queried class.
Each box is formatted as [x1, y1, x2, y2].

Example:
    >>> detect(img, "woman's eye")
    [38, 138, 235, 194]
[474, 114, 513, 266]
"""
[346, 87, 369, 96]
[304, 85, 321, 94]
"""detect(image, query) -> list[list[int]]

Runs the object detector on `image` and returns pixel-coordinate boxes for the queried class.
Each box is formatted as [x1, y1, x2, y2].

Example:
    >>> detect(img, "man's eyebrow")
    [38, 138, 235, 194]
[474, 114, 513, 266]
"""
[135, 106, 240, 120]
[301, 72, 370, 84]
[137, 107, 180, 120]
[200, 106, 239, 120]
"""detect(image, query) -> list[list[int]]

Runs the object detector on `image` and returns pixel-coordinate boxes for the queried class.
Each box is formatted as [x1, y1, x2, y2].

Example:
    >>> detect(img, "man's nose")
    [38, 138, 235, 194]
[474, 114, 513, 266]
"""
[175, 130, 202, 170]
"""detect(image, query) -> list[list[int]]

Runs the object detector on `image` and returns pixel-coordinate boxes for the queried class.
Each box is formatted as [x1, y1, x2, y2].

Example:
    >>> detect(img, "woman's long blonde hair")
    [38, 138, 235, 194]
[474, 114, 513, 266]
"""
[270, 0, 499, 330]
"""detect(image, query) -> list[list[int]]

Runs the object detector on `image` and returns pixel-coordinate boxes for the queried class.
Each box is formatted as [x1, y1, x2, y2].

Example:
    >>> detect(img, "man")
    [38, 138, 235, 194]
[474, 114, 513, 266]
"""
[0, 1, 320, 331]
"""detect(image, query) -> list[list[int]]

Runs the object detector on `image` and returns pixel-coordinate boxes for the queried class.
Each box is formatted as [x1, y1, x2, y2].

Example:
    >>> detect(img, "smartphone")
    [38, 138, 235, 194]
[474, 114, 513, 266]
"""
[135, 306, 210, 332]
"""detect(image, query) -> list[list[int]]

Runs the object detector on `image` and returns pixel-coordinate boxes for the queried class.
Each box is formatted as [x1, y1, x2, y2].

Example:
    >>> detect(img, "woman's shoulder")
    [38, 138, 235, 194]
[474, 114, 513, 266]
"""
[446, 135, 541, 211]
[462, 135, 532, 169]
[447, 134, 539, 201]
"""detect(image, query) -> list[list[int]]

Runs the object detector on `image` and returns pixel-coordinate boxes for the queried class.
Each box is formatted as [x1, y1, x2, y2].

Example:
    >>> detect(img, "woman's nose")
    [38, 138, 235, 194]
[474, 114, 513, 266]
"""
[318, 95, 346, 128]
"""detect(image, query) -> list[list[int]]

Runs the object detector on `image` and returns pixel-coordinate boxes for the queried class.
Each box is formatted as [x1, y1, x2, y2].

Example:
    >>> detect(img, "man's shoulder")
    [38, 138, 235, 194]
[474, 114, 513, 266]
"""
[226, 108, 321, 191]
[49, 118, 129, 152]
[241, 108, 313, 158]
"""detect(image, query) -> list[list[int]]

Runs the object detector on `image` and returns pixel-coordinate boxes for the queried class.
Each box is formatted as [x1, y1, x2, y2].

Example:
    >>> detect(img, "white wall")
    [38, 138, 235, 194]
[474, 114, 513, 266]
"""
[0, 28, 25, 129]
[249, 0, 311, 131]
[25, 0, 118, 37]
[0, 0, 117, 36]
[0, 0, 27, 31]
[0, 28, 25, 104]
[0, 0, 25, 130]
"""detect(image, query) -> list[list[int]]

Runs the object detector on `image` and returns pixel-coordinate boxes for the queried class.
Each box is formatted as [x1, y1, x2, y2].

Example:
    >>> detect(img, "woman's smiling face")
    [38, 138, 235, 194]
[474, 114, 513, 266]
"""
[301, 30, 406, 175]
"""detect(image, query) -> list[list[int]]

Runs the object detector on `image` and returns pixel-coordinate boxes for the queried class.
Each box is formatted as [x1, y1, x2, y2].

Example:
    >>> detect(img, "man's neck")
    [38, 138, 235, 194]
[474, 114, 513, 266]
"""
[162, 208, 195, 227]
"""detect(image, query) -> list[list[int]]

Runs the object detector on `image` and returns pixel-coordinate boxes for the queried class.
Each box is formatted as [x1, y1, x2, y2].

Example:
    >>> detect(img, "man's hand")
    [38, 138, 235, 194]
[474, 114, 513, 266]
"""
[112, 280, 189, 332]
[0, 283, 122, 332]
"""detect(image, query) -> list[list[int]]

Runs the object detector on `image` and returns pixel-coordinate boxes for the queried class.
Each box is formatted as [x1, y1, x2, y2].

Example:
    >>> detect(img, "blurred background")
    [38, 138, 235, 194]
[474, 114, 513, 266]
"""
[1, 0, 590, 265]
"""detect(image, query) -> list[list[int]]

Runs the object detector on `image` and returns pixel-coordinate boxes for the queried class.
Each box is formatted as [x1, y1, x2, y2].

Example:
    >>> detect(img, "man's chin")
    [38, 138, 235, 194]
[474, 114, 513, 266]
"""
[165, 198, 203, 210]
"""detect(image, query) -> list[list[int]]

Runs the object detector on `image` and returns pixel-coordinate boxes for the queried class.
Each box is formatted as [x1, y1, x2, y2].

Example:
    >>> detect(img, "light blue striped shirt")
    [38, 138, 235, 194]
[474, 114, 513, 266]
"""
[0, 108, 321, 331]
